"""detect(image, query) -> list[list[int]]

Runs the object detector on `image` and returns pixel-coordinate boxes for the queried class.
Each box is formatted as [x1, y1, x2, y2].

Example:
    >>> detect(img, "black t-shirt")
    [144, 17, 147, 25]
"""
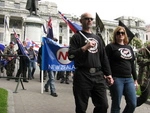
[105, 43, 137, 80]
[68, 31, 112, 76]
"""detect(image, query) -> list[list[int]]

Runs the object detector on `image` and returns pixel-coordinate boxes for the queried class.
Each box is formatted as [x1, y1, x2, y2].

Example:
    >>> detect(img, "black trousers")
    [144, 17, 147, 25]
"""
[137, 79, 150, 107]
[57, 71, 64, 78]
[16, 58, 28, 81]
[39, 64, 47, 80]
[73, 69, 108, 113]
[61, 71, 70, 80]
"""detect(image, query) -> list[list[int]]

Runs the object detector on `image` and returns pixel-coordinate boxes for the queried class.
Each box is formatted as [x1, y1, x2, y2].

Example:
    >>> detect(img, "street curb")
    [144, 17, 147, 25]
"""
[7, 89, 15, 113]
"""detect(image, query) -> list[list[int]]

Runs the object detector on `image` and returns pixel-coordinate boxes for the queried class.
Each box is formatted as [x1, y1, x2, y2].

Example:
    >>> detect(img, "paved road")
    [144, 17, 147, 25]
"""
[0, 70, 150, 113]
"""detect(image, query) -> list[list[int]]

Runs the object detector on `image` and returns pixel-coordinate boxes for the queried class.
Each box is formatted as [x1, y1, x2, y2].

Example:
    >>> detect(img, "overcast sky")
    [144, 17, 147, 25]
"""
[41, 0, 150, 24]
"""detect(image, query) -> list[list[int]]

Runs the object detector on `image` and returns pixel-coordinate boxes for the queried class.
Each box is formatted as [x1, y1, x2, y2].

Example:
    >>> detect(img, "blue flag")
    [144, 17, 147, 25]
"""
[13, 28, 29, 59]
[0, 44, 5, 51]
[42, 37, 75, 71]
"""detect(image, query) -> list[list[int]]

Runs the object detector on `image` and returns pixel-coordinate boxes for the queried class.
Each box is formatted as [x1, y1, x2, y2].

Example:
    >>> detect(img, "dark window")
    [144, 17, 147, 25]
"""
[59, 25, 63, 33]
[135, 21, 139, 27]
[146, 35, 148, 40]
[0, 1, 5, 7]
[10, 19, 22, 29]
[0, 18, 4, 27]
[59, 36, 62, 44]
[10, 33, 20, 43]
[69, 29, 72, 33]
[14, 3, 20, 9]
[0, 32, 4, 42]
[135, 33, 139, 38]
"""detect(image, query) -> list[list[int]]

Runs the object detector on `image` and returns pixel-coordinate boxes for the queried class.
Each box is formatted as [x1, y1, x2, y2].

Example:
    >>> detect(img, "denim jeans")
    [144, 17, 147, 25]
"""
[28, 60, 36, 79]
[110, 77, 136, 113]
[45, 71, 56, 94]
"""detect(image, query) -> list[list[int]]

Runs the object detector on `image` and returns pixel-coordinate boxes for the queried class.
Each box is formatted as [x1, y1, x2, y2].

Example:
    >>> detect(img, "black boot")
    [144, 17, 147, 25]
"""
[56, 72, 61, 80]
[60, 78, 64, 83]
[44, 85, 49, 92]
[65, 73, 70, 84]
[7, 76, 10, 81]
[44, 71, 47, 80]
[31, 68, 35, 79]
[65, 79, 69, 84]
[23, 79, 29, 82]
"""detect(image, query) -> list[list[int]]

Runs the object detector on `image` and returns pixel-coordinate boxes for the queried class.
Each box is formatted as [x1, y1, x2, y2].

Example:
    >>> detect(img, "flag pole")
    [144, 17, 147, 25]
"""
[4, 16, 6, 43]
[79, 31, 90, 42]
[41, 70, 44, 93]
[58, 11, 89, 42]
[41, 37, 45, 94]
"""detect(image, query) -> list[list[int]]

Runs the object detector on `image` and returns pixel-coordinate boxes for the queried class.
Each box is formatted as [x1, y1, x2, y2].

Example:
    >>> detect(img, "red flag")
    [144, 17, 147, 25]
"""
[58, 11, 82, 33]
[25, 38, 39, 51]
[32, 40, 40, 48]
[46, 16, 54, 39]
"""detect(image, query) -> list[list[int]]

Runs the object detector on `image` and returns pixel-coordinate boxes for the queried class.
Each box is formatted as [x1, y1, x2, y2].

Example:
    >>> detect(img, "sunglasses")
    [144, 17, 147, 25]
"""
[116, 31, 125, 35]
[84, 17, 94, 21]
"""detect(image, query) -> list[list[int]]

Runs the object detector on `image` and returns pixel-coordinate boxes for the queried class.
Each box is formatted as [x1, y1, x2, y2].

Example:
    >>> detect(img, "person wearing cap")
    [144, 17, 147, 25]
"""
[28, 44, 37, 79]
[3, 41, 16, 80]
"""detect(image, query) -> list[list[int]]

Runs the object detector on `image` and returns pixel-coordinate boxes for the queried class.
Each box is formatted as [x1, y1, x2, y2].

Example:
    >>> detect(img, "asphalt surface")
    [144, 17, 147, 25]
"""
[0, 69, 150, 113]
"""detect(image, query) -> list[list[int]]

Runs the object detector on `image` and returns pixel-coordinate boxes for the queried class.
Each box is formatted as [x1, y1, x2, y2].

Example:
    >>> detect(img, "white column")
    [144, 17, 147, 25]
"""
[4, 15, 10, 44]
[66, 25, 70, 45]
[52, 19, 59, 41]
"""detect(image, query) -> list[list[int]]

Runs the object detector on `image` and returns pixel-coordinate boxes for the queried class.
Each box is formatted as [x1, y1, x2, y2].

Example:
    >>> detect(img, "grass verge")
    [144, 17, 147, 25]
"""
[0, 88, 8, 113]
[136, 86, 141, 95]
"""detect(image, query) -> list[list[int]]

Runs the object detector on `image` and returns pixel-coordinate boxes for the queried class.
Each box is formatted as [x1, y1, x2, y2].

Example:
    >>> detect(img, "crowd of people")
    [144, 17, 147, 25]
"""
[24, 0, 150, 112]
[0, 11, 150, 113]
[1, 41, 37, 82]
[0, 39, 74, 97]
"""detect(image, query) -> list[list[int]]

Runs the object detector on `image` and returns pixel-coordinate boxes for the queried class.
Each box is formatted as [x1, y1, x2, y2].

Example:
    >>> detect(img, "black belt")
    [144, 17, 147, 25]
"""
[77, 67, 101, 74]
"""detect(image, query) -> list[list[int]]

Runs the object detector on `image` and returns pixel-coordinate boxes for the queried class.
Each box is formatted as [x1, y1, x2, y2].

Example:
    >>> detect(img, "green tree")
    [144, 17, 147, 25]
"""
[144, 41, 150, 47]
[130, 37, 143, 49]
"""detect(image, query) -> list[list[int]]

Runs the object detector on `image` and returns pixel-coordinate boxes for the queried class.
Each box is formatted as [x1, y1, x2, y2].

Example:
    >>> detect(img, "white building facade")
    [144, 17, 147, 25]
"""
[0, 0, 147, 46]
[146, 25, 150, 41]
